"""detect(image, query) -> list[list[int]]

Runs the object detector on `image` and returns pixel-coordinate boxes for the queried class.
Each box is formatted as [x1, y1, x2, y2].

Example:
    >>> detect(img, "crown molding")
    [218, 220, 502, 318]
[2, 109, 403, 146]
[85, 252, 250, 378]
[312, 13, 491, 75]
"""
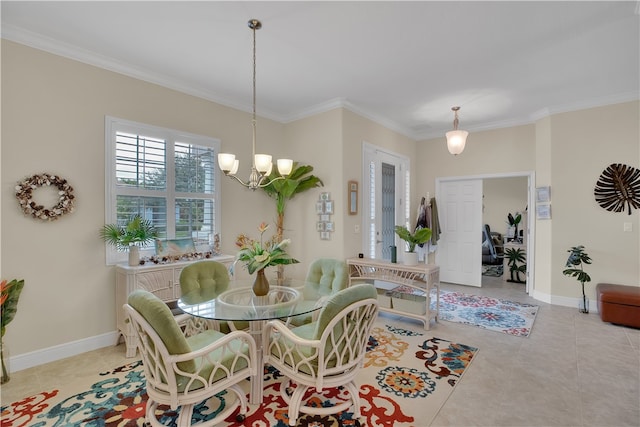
[3, 24, 638, 143]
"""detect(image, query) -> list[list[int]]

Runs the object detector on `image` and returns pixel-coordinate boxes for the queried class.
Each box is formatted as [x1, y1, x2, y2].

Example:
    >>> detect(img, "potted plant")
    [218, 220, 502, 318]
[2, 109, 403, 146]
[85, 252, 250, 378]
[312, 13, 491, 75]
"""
[1, 278, 24, 383]
[100, 215, 158, 266]
[505, 247, 526, 283]
[261, 162, 323, 280]
[507, 212, 522, 242]
[394, 225, 432, 266]
[563, 245, 592, 313]
[235, 222, 299, 296]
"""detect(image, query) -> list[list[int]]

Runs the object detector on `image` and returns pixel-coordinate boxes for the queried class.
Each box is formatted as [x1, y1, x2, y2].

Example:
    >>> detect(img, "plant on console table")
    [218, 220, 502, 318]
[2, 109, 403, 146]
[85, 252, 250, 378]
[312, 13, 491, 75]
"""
[99, 215, 158, 266]
[236, 222, 299, 296]
[563, 245, 592, 313]
[394, 225, 432, 266]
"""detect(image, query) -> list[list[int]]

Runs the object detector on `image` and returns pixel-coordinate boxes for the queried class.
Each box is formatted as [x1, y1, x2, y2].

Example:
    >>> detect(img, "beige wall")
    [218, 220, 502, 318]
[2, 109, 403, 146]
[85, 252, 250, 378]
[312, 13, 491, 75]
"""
[2, 40, 639, 367]
[0, 40, 285, 356]
[342, 110, 417, 258]
[483, 177, 528, 236]
[417, 103, 640, 305]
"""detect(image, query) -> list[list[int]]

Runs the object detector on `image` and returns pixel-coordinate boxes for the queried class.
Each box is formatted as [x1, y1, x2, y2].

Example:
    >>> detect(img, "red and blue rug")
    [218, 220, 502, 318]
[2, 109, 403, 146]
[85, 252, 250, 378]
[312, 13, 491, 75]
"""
[436, 290, 539, 337]
[1, 320, 478, 427]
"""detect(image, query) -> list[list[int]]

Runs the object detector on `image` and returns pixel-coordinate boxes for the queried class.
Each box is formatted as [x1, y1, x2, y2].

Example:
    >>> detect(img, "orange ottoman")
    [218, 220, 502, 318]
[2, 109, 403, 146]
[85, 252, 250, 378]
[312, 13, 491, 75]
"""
[596, 283, 640, 328]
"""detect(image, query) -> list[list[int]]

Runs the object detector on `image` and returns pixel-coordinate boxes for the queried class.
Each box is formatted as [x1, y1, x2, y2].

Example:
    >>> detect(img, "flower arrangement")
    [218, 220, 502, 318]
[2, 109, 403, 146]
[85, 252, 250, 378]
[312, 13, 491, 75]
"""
[236, 222, 299, 274]
[1, 278, 25, 383]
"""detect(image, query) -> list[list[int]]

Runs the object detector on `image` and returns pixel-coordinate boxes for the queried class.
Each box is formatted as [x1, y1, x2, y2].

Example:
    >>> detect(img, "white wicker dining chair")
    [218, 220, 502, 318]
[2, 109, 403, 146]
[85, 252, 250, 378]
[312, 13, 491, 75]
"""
[263, 283, 379, 426]
[124, 289, 257, 427]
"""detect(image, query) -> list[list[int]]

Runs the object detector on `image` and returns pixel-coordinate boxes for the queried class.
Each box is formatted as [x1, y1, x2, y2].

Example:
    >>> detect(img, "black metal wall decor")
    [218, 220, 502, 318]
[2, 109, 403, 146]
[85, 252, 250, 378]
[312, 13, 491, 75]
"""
[594, 163, 640, 215]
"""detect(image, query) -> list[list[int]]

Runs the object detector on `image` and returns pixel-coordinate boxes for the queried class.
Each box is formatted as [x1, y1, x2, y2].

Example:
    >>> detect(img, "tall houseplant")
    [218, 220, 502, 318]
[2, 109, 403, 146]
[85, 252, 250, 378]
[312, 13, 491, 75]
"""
[394, 225, 432, 265]
[100, 215, 158, 266]
[261, 163, 323, 279]
[563, 245, 592, 313]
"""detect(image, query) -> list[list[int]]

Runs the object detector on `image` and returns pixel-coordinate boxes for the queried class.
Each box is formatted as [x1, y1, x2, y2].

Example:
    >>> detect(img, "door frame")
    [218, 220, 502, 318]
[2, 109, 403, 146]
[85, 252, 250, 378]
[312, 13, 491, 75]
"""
[436, 171, 535, 294]
[361, 141, 410, 260]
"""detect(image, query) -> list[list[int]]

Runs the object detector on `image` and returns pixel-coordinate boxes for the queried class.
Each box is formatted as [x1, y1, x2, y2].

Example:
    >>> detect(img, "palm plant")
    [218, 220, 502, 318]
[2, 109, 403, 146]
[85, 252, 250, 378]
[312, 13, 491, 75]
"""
[261, 163, 324, 241]
[505, 247, 526, 283]
[99, 215, 158, 250]
[261, 163, 323, 280]
[562, 245, 592, 313]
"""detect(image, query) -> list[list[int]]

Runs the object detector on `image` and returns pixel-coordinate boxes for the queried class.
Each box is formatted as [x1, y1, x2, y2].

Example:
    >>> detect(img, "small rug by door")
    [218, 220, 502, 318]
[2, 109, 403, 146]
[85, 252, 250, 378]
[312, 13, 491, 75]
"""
[436, 290, 539, 337]
[1, 320, 478, 427]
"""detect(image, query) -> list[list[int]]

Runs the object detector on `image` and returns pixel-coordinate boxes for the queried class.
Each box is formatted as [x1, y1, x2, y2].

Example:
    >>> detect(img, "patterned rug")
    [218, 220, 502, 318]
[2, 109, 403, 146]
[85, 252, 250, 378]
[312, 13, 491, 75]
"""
[1, 320, 478, 427]
[436, 290, 539, 337]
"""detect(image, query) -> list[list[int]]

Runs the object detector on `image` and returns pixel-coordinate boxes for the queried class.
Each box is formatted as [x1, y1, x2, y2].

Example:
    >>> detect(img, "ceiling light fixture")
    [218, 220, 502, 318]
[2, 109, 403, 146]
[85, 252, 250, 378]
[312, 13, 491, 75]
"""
[217, 19, 293, 190]
[446, 106, 469, 155]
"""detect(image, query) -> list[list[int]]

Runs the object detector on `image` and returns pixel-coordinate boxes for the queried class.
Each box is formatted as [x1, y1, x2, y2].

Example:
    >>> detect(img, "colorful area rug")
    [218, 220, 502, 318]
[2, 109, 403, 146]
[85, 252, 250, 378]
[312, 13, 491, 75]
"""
[436, 290, 539, 337]
[1, 320, 478, 427]
[481, 264, 503, 277]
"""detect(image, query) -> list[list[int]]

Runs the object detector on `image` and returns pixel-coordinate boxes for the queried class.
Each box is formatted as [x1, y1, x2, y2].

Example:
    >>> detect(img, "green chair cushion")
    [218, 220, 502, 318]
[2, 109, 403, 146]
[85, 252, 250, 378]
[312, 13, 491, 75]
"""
[128, 289, 195, 373]
[179, 260, 230, 302]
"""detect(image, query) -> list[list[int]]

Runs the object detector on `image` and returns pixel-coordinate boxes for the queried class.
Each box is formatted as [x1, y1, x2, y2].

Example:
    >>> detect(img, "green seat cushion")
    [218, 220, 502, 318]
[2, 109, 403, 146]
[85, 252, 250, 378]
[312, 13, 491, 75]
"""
[128, 289, 195, 373]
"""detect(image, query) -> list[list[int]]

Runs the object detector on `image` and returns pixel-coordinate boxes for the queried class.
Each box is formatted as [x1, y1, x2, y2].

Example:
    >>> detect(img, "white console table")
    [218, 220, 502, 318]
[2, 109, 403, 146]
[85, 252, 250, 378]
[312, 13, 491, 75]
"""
[115, 255, 234, 357]
[346, 257, 440, 330]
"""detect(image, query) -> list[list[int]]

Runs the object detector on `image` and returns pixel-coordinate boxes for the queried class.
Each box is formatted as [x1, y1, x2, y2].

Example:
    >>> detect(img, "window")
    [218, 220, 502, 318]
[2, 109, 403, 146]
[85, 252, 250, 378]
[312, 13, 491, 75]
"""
[105, 117, 221, 264]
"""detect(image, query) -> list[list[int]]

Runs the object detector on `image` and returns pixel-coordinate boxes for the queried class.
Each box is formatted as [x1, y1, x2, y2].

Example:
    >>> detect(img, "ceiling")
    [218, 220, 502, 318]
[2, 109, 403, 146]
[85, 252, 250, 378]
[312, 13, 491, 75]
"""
[2, 1, 639, 140]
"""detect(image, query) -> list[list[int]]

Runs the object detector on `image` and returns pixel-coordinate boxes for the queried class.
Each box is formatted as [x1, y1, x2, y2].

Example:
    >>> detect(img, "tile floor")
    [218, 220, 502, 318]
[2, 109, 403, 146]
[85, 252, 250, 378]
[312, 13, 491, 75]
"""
[2, 276, 639, 426]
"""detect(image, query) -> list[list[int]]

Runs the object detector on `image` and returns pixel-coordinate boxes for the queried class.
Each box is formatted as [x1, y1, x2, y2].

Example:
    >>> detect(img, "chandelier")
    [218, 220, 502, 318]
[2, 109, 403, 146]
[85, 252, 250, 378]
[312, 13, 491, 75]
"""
[217, 19, 293, 190]
[445, 106, 469, 156]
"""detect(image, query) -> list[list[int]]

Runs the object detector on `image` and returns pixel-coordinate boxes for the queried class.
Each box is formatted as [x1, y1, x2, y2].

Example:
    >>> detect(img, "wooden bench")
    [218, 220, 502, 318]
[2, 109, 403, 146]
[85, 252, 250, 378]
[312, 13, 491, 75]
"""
[596, 283, 640, 328]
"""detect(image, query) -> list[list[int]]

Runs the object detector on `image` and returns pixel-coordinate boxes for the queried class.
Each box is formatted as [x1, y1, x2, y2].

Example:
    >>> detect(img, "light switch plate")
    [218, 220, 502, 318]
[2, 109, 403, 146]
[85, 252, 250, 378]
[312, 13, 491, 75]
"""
[624, 222, 632, 232]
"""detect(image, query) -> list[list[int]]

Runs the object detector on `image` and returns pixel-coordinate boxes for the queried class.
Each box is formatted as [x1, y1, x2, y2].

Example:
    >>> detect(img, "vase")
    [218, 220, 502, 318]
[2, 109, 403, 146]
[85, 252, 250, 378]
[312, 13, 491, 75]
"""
[128, 245, 140, 266]
[579, 296, 589, 314]
[253, 268, 270, 297]
[1, 340, 9, 384]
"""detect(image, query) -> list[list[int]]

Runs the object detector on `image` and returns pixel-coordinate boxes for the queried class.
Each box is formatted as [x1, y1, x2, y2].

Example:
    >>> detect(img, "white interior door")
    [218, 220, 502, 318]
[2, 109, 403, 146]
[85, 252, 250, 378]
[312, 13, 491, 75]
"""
[436, 179, 483, 286]
[362, 143, 408, 261]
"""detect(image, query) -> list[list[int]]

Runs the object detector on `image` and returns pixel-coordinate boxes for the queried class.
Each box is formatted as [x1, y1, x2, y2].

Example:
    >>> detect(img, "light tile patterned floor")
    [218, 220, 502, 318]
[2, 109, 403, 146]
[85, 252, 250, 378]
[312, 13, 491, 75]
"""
[2, 276, 639, 426]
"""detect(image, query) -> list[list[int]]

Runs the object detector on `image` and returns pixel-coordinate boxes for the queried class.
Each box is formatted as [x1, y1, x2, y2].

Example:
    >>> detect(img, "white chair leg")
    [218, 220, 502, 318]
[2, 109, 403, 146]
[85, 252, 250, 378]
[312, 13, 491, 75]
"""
[345, 381, 361, 420]
[285, 383, 308, 426]
[176, 403, 195, 427]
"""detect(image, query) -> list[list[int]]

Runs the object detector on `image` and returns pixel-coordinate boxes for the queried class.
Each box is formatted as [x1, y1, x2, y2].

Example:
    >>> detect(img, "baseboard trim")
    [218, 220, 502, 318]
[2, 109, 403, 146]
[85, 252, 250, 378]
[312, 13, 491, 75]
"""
[10, 331, 120, 372]
[532, 290, 599, 314]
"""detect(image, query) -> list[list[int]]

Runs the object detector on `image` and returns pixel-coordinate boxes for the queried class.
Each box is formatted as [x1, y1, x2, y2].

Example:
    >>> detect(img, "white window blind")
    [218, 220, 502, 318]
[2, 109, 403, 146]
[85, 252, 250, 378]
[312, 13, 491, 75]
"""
[105, 117, 221, 264]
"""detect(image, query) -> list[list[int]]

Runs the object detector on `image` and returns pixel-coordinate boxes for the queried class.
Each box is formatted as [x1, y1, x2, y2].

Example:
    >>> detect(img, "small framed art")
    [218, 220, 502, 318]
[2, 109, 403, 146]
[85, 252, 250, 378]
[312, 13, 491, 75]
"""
[324, 200, 334, 214]
[536, 204, 552, 220]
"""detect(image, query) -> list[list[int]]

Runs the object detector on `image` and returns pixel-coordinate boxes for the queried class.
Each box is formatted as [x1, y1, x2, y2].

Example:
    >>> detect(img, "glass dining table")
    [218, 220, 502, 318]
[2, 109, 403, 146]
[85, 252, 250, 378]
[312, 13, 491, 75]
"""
[177, 279, 326, 404]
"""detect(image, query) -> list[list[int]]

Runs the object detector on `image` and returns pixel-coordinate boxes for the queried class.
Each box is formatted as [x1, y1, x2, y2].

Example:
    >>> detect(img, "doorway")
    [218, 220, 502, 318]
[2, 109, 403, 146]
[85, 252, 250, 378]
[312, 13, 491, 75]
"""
[362, 142, 410, 261]
[436, 172, 535, 295]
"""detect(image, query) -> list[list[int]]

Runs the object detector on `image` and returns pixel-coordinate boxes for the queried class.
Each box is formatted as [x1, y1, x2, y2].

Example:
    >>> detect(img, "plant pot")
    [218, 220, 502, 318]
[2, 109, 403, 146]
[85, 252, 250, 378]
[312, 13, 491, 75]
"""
[128, 245, 140, 266]
[403, 252, 418, 266]
[253, 268, 270, 296]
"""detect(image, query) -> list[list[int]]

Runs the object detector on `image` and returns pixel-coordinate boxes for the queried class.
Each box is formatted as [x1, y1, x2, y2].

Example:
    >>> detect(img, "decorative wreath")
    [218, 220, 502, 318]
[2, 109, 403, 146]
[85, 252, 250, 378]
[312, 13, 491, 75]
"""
[594, 163, 640, 215]
[15, 173, 75, 221]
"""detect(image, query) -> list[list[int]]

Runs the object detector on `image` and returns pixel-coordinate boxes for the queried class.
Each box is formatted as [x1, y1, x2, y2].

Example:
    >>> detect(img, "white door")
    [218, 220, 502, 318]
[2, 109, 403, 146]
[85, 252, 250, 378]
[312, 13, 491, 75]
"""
[362, 143, 409, 261]
[436, 179, 483, 286]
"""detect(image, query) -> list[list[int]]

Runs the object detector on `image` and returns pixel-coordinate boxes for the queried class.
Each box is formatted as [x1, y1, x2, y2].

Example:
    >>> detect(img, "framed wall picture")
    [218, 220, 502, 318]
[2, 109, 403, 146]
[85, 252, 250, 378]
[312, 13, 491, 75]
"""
[320, 231, 331, 240]
[320, 192, 330, 201]
[536, 203, 552, 220]
[315, 201, 325, 214]
[324, 200, 334, 214]
[348, 180, 358, 215]
[316, 221, 325, 232]
[536, 186, 551, 203]
[325, 221, 334, 232]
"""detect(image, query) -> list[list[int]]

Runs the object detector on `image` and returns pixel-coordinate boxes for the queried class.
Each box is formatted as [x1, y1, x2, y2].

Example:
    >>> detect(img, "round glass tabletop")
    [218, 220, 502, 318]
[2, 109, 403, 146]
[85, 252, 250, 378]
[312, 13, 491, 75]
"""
[177, 280, 325, 322]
